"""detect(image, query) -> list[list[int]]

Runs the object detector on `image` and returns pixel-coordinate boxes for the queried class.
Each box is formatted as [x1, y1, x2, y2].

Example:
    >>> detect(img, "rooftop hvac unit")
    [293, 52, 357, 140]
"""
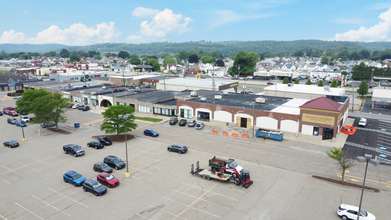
[190, 92, 198, 97]
[287, 83, 293, 87]
[256, 98, 267, 103]
[91, 92, 96, 95]
[102, 86, 107, 89]
[214, 95, 222, 100]
[80, 90, 85, 94]
[201, 97, 207, 102]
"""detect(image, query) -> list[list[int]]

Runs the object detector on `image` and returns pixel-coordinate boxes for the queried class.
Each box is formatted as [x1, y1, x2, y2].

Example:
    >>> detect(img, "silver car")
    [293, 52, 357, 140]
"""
[188, 120, 196, 127]
[195, 122, 204, 130]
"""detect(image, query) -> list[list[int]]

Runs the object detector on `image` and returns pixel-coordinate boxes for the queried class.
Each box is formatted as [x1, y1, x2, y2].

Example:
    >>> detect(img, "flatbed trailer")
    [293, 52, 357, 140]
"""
[191, 161, 253, 188]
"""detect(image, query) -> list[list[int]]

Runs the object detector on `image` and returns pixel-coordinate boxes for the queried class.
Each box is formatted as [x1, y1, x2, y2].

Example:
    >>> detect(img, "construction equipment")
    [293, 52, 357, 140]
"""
[209, 156, 243, 177]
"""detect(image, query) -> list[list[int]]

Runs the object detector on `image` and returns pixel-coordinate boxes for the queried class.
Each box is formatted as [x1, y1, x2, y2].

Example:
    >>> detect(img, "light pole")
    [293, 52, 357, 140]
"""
[356, 154, 380, 220]
[118, 113, 131, 178]
[252, 102, 255, 139]
[19, 106, 26, 142]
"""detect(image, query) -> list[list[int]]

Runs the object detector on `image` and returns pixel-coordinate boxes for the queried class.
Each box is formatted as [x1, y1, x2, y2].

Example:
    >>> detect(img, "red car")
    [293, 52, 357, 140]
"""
[3, 107, 15, 111]
[267, 82, 274, 85]
[97, 172, 119, 188]
[9, 111, 19, 116]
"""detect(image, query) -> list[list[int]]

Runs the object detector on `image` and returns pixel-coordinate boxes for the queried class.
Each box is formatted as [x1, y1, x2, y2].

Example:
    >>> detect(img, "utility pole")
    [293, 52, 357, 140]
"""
[252, 102, 255, 139]
[352, 83, 354, 112]
[212, 72, 215, 91]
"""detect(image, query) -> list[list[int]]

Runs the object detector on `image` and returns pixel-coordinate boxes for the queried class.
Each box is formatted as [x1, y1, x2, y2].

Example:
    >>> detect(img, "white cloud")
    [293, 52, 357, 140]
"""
[23, 10, 30, 14]
[126, 35, 143, 42]
[128, 8, 192, 40]
[333, 8, 391, 41]
[132, 7, 159, 18]
[210, 10, 274, 29]
[370, 3, 391, 10]
[0, 22, 120, 45]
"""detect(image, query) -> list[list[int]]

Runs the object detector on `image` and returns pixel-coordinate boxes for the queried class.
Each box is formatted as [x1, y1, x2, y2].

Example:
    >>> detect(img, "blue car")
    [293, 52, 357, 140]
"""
[63, 171, 86, 186]
[144, 128, 159, 137]
[15, 121, 27, 127]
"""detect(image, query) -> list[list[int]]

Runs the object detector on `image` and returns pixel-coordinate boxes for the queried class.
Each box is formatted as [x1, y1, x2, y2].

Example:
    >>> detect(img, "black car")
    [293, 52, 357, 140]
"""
[3, 140, 19, 148]
[7, 117, 17, 124]
[3, 110, 10, 115]
[188, 120, 196, 127]
[103, 155, 126, 170]
[179, 119, 187, 126]
[98, 136, 112, 146]
[93, 162, 113, 173]
[0, 111, 3, 116]
[167, 144, 188, 154]
[82, 106, 90, 111]
[63, 144, 85, 157]
[87, 141, 104, 149]
[77, 105, 85, 110]
[41, 122, 55, 128]
[82, 179, 107, 196]
[169, 117, 178, 125]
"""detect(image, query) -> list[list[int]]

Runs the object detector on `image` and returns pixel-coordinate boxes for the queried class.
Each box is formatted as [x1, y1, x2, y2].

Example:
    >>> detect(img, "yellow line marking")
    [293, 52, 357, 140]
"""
[48, 188, 89, 208]
[15, 202, 44, 220]
[386, 185, 391, 189]
[339, 174, 391, 186]
[129, 167, 151, 174]
[0, 177, 10, 184]
[15, 161, 41, 173]
[27, 156, 55, 168]
[136, 213, 150, 220]
[82, 118, 104, 126]
[150, 205, 187, 220]
[0, 214, 7, 220]
[182, 183, 239, 201]
[132, 161, 160, 169]
[0, 165, 26, 178]
[172, 189, 230, 209]
[32, 195, 71, 217]
[39, 152, 67, 163]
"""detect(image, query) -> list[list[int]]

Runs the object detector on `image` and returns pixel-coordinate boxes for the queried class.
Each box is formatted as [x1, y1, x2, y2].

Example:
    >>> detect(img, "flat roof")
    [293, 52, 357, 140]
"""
[264, 84, 345, 96]
[157, 77, 234, 88]
[372, 88, 391, 102]
[110, 75, 158, 80]
[271, 98, 309, 115]
[116, 90, 180, 103]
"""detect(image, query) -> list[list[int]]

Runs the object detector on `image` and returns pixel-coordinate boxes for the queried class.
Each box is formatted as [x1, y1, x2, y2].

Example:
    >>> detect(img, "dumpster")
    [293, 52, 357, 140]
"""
[255, 129, 284, 141]
[74, 123, 80, 128]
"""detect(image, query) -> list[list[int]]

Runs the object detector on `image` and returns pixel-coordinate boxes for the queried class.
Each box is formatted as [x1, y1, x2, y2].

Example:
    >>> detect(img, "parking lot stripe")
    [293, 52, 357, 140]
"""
[82, 118, 104, 126]
[150, 204, 187, 220]
[32, 195, 72, 217]
[27, 156, 55, 168]
[0, 165, 26, 178]
[15, 161, 41, 173]
[172, 189, 230, 209]
[132, 154, 170, 165]
[136, 213, 150, 219]
[39, 152, 67, 163]
[139, 150, 177, 160]
[130, 167, 152, 174]
[163, 195, 221, 219]
[132, 161, 160, 169]
[341, 174, 391, 187]
[15, 202, 44, 220]
[182, 183, 239, 201]
[48, 188, 89, 208]
[0, 214, 7, 220]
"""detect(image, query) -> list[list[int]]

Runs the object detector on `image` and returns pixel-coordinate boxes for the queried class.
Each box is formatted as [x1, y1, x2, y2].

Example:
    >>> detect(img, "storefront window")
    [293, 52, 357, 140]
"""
[197, 111, 210, 122]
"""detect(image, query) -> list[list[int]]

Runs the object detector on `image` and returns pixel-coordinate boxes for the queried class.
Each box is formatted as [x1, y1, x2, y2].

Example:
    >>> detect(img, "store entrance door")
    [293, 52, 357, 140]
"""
[322, 128, 334, 140]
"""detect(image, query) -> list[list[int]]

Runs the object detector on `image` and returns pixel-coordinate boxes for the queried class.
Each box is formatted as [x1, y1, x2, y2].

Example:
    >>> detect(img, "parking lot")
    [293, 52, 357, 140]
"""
[1, 93, 391, 219]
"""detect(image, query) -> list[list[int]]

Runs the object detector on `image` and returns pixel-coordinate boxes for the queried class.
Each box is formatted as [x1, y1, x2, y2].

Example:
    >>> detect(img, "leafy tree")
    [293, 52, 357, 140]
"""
[160, 52, 171, 59]
[282, 77, 289, 84]
[29, 52, 40, 57]
[341, 71, 347, 76]
[163, 55, 176, 68]
[327, 148, 354, 183]
[44, 51, 57, 57]
[18, 53, 30, 60]
[381, 54, 391, 60]
[60, 49, 70, 58]
[305, 79, 312, 85]
[130, 56, 141, 65]
[94, 52, 101, 60]
[78, 51, 89, 57]
[175, 51, 188, 61]
[100, 105, 137, 138]
[70, 54, 80, 62]
[189, 54, 199, 63]
[350, 50, 361, 60]
[148, 58, 160, 72]
[294, 79, 299, 84]
[118, 50, 130, 59]
[321, 56, 329, 64]
[330, 80, 339, 88]
[216, 59, 225, 67]
[233, 51, 258, 76]
[211, 50, 221, 59]
[357, 80, 368, 97]
[317, 80, 324, 87]
[360, 50, 370, 59]
[16, 89, 51, 114]
[88, 51, 97, 58]
[200, 55, 215, 64]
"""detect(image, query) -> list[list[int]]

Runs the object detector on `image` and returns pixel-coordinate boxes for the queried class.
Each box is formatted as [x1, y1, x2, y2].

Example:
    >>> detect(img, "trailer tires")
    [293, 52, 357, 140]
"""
[232, 173, 237, 178]
[203, 175, 206, 179]
[207, 176, 210, 180]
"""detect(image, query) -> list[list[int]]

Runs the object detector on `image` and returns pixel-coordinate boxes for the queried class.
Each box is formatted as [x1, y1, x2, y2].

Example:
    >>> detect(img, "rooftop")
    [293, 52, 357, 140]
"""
[156, 77, 234, 88]
[263, 83, 345, 96]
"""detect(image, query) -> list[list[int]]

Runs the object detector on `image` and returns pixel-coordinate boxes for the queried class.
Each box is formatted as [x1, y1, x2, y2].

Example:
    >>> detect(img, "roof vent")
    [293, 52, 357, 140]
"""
[201, 97, 207, 102]
[190, 92, 198, 97]
[80, 90, 85, 94]
[287, 83, 293, 87]
[91, 92, 96, 95]
[214, 95, 222, 100]
[256, 98, 267, 103]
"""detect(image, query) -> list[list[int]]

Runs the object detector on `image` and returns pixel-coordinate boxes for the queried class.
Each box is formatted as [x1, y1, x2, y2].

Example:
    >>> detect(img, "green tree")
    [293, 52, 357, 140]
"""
[100, 105, 137, 138]
[130, 56, 141, 65]
[16, 89, 51, 114]
[88, 51, 97, 58]
[282, 77, 289, 84]
[305, 79, 312, 85]
[148, 58, 160, 72]
[78, 51, 88, 57]
[60, 49, 70, 58]
[189, 54, 199, 63]
[200, 55, 215, 64]
[18, 53, 30, 60]
[163, 55, 176, 68]
[321, 56, 329, 64]
[44, 51, 57, 57]
[317, 80, 324, 87]
[357, 80, 368, 97]
[330, 80, 339, 88]
[118, 50, 130, 59]
[70, 54, 80, 62]
[294, 79, 299, 84]
[327, 148, 354, 183]
[341, 71, 347, 76]
[360, 50, 370, 59]
[233, 51, 258, 76]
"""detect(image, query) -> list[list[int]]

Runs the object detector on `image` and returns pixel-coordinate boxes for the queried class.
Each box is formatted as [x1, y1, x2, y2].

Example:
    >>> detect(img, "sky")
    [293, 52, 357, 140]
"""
[0, 0, 391, 46]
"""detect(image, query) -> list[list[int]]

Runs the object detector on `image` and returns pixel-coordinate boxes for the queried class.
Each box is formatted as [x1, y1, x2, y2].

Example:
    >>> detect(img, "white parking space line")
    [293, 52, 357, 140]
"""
[0, 213, 7, 220]
[48, 188, 89, 208]
[0, 177, 10, 184]
[132, 153, 170, 165]
[172, 189, 230, 209]
[132, 161, 161, 169]
[15, 202, 44, 220]
[39, 152, 67, 163]
[0, 165, 26, 178]
[149, 204, 187, 220]
[32, 195, 72, 217]
[163, 195, 221, 219]
[26, 156, 55, 168]
[136, 213, 151, 219]
[114, 170, 141, 179]
[182, 183, 239, 201]
[15, 161, 41, 173]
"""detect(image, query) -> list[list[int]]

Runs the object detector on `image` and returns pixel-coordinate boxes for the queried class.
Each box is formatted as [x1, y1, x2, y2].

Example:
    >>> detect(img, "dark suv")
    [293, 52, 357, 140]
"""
[41, 122, 55, 128]
[179, 119, 187, 126]
[98, 136, 112, 146]
[169, 118, 178, 125]
[167, 144, 188, 154]
[103, 156, 126, 170]
[93, 162, 113, 173]
[63, 144, 85, 157]
[82, 106, 90, 111]
[82, 179, 107, 196]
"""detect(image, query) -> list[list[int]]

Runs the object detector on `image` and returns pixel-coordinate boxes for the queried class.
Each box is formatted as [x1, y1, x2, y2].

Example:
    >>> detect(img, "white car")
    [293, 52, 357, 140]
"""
[337, 204, 376, 220]
[72, 104, 79, 109]
[358, 118, 367, 127]
[21, 116, 30, 122]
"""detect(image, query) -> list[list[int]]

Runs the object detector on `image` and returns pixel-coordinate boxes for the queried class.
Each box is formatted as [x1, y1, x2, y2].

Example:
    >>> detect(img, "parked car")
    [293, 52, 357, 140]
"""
[21, 116, 30, 122]
[3, 107, 15, 111]
[358, 118, 367, 127]
[98, 136, 112, 146]
[8, 111, 18, 116]
[87, 141, 104, 149]
[179, 119, 187, 126]
[7, 117, 17, 124]
[97, 172, 119, 188]
[240, 89, 252, 94]
[41, 122, 55, 128]
[77, 105, 85, 110]
[0, 111, 2, 116]
[3, 140, 19, 148]
[167, 144, 188, 154]
[267, 82, 274, 85]
[63, 144, 85, 157]
[188, 120, 196, 127]
[195, 122, 204, 130]
[3, 110, 9, 115]
[337, 204, 375, 220]
[15, 121, 27, 127]
[82, 106, 90, 111]
[68, 104, 73, 108]
[143, 128, 159, 137]
[169, 117, 178, 125]
[63, 171, 86, 187]
[103, 155, 126, 170]
[82, 179, 107, 196]
[72, 104, 79, 109]
[93, 162, 113, 173]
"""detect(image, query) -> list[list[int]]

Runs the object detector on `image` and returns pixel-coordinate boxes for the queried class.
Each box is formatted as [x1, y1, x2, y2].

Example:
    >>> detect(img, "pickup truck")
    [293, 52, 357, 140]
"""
[209, 156, 243, 177]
